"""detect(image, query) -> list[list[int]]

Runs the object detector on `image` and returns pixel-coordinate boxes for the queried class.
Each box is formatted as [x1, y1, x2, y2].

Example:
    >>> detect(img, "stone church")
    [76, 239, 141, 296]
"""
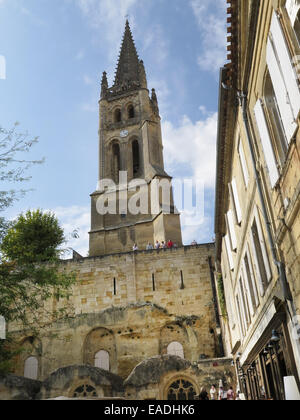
[2, 22, 235, 400]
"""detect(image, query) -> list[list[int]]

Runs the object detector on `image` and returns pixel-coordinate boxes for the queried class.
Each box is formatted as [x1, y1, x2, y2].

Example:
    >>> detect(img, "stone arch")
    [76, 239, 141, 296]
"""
[160, 323, 190, 360]
[83, 327, 117, 374]
[39, 366, 124, 400]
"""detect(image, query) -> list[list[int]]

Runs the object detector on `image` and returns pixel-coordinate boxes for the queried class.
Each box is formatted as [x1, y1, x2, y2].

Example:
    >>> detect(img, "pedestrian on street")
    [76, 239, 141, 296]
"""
[227, 387, 235, 400]
[210, 385, 217, 400]
[199, 388, 209, 401]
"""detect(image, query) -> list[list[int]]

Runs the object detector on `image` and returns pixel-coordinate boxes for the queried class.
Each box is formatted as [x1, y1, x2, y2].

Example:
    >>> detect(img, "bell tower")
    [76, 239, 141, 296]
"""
[89, 21, 182, 256]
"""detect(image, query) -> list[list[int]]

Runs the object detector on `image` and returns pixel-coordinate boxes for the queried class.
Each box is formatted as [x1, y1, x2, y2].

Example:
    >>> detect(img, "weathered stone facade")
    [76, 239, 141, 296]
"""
[215, 0, 300, 400]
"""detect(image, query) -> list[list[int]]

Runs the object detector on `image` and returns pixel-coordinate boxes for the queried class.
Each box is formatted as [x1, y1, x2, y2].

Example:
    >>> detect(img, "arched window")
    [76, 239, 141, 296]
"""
[128, 104, 135, 119]
[263, 70, 288, 168]
[132, 140, 140, 178]
[167, 379, 196, 400]
[24, 356, 38, 380]
[112, 143, 121, 183]
[94, 350, 110, 371]
[114, 108, 122, 123]
[167, 342, 184, 359]
[73, 384, 98, 398]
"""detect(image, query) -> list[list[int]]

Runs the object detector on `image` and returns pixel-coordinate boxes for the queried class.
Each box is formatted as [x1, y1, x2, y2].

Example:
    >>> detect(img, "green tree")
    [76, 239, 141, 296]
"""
[0, 125, 76, 374]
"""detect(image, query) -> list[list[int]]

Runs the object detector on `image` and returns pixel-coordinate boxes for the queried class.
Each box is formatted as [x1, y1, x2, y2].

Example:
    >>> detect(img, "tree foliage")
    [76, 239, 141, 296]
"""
[0, 125, 76, 374]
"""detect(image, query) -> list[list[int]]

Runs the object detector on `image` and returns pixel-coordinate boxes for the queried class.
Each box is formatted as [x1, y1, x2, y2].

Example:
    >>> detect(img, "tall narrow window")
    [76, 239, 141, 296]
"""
[225, 235, 234, 271]
[264, 70, 288, 167]
[112, 143, 121, 184]
[132, 140, 140, 178]
[180, 270, 184, 290]
[250, 219, 269, 296]
[95, 350, 110, 371]
[254, 100, 279, 188]
[128, 104, 135, 119]
[113, 278, 117, 296]
[267, 13, 300, 141]
[226, 210, 238, 251]
[294, 10, 300, 46]
[114, 108, 122, 123]
[243, 252, 259, 312]
[230, 179, 242, 224]
[152, 274, 156, 292]
[238, 140, 249, 187]
[239, 277, 251, 326]
[236, 295, 245, 337]
[24, 357, 38, 380]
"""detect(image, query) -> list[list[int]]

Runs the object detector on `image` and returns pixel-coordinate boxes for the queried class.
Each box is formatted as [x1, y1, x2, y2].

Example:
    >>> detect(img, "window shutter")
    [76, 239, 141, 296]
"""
[270, 12, 300, 124]
[254, 100, 279, 187]
[231, 179, 243, 224]
[227, 210, 238, 251]
[267, 37, 297, 142]
[254, 207, 272, 283]
[239, 140, 249, 187]
[250, 228, 265, 298]
[225, 235, 234, 271]
[238, 285, 248, 333]
[246, 245, 259, 307]
[241, 261, 255, 317]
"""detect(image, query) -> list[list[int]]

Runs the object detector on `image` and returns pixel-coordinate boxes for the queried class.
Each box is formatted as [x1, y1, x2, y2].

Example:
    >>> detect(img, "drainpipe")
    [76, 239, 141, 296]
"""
[237, 91, 292, 303]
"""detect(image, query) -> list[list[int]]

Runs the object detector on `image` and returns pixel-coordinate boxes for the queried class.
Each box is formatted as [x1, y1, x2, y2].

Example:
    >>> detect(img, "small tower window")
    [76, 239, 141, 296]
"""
[114, 108, 122, 123]
[128, 105, 135, 119]
[132, 140, 140, 178]
[112, 143, 121, 183]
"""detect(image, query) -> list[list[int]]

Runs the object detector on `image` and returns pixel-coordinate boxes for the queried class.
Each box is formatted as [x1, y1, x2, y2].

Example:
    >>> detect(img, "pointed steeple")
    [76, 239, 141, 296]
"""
[113, 20, 142, 89]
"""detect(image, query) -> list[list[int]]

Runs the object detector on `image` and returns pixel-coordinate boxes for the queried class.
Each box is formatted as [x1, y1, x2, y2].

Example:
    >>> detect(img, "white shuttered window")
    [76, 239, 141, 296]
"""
[270, 12, 300, 124]
[231, 179, 243, 224]
[227, 210, 238, 251]
[254, 100, 279, 187]
[266, 37, 297, 141]
[238, 140, 250, 187]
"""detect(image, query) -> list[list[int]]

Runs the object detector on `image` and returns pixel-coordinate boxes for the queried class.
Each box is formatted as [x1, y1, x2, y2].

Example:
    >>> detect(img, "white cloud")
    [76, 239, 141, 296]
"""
[162, 112, 217, 245]
[74, 0, 140, 54]
[190, 0, 227, 72]
[162, 112, 217, 188]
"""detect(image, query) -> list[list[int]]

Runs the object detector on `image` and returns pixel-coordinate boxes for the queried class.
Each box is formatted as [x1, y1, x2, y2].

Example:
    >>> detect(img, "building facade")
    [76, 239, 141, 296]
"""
[215, 0, 300, 400]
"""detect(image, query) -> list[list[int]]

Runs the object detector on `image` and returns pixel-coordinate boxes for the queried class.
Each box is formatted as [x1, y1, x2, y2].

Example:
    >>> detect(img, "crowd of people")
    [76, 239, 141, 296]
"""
[132, 239, 199, 252]
[132, 239, 177, 252]
[198, 385, 240, 401]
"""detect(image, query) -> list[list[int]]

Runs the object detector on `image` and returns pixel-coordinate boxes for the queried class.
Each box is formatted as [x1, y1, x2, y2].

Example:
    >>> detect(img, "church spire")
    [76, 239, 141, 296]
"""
[113, 20, 142, 90]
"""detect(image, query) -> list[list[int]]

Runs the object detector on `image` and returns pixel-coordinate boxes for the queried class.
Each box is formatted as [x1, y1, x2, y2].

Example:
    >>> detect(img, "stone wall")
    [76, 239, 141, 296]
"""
[9, 245, 220, 382]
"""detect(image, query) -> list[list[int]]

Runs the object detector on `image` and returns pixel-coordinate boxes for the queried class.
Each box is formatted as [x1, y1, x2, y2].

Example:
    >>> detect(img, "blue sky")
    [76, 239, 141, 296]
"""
[0, 0, 227, 256]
